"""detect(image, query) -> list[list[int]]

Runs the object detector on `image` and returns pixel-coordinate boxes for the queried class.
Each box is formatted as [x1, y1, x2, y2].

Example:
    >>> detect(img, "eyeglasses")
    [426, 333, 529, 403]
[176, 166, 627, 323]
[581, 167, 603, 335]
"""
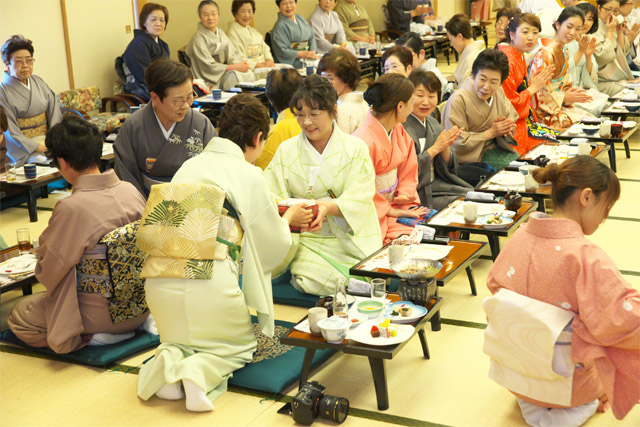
[601, 6, 621, 15]
[384, 63, 404, 74]
[11, 57, 35, 67]
[168, 93, 194, 107]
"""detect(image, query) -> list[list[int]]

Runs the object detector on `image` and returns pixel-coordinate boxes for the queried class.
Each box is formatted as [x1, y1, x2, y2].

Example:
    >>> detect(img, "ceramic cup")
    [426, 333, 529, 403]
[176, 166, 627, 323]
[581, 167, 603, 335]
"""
[308, 307, 328, 336]
[212, 89, 222, 100]
[599, 121, 611, 137]
[23, 163, 37, 180]
[359, 47, 366, 55]
[524, 173, 539, 192]
[578, 142, 591, 156]
[463, 202, 478, 224]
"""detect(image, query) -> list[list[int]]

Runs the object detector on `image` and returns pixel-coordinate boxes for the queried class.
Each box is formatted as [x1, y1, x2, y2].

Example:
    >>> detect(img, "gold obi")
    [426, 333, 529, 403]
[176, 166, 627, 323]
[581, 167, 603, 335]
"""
[137, 183, 244, 280]
[349, 19, 369, 34]
[324, 33, 336, 44]
[76, 246, 112, 297]
[246, 44, 263, 61]
[17, 112, 47, 138]
[290, 41, 309, 51]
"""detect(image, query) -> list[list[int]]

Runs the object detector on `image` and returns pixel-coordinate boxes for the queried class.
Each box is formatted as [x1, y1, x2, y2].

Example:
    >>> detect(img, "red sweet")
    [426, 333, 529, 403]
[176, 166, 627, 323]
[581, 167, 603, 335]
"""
[370, 325, 380, 337]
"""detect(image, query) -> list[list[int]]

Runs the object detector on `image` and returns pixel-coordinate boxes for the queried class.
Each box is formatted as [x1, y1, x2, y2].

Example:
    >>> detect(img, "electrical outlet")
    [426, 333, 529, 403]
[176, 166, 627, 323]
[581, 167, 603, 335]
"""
[125, 25, 131, 34]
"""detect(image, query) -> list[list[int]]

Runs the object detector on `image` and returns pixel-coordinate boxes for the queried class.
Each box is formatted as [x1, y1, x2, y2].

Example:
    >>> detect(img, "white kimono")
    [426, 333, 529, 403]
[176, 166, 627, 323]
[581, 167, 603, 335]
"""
[309, 5, 347, 56]
[271, 13, 317, 68]
[227, 21, 274, 70]
[138, 137, 292, 403]
[453, 40, 485, 88]
[336, 91, 369, 134]
[186, 22, 255, 90]
[264, 125, 381, 295]
[0, 71, 62, 165]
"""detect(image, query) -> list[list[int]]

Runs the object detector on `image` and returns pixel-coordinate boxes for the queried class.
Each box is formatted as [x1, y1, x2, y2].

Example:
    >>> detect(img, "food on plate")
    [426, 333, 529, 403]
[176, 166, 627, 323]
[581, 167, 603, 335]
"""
[400, 306, 412, 317]
[370, 325, 380, 337]
[379, 319, 391, 328]
[350, 318, 360, 323]
[485, 214, 503, 225]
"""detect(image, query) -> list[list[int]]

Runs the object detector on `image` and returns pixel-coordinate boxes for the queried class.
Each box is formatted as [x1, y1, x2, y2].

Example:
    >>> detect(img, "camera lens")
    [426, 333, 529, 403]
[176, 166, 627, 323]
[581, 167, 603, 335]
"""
[317, 395, 349, 424]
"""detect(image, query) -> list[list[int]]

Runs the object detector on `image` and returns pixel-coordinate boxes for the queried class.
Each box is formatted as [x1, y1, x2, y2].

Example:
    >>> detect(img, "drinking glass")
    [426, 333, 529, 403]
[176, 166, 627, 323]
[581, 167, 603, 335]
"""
[5, 163, 16, 181]
[16, 228, 32, 255]
[371, 278, 386, 300]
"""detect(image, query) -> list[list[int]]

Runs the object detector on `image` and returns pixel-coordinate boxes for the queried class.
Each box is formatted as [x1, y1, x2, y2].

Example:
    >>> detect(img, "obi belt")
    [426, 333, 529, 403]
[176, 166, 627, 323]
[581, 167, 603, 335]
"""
[349, 19, 369, 34]
[17, 112, 47, 139]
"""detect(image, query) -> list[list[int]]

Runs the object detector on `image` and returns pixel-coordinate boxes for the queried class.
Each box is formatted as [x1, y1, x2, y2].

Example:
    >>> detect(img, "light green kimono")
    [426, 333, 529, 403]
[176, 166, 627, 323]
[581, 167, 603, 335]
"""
[264, 125, 381, 296]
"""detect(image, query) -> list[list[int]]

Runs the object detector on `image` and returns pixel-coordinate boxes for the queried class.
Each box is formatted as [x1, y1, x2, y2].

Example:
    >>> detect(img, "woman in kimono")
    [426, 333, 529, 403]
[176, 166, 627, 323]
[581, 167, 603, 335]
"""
[494, 7, 520, 46]
[485, 156, 640, 426]
[529, 7, 594, 131]
[120, 3, 170, 102]
[333, 0, 376, 44]
[593, 0, 635, 95]
[446, 14, 486, 88]
[271, 0, 318, 68]
[0, 35, 62, 165]
[186, 0, 253, 91]
[381, 45, 413, 77]
[442, 49, 520, 171]
[387, 1, 430, 34]
[227, 0, 276, 77]
[317, 48, 369, 134]
[309, 0, 348, 56]
[498, 13, 558, 155]
[567, 2, 600, 90]
[264, 75, 381, 296]
[137, 94, 309, 412]
[255, 68, 302, 169]
[403, 70, 471, 211]
[353, 74, 429, 244]
[8, 117, 148, 354]
[114, 59, 216, 197]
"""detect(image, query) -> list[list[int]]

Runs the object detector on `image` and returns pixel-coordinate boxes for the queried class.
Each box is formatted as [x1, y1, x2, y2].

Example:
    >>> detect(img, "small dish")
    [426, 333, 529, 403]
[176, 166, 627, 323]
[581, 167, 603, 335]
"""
[622, 121, 636, 129]
[357, 300, 384, 318]
[621, 102, 640, 112]
[383, 301, 428, 324]
[565, 127, 581, 136]
[581, 125, 599, 135]
[477, 215, 514, 229]
[317, 316, 351, 344]
[349, 317, 364, 328]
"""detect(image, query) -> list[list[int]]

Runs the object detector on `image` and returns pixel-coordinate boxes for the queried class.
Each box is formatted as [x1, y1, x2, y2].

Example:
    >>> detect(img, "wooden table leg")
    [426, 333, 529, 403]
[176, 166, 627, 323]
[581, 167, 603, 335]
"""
[298, 348, 316, 389]
[466, 266, 477, 296]
[536, 196, 546, 212]
[418, 328, 430, 359]
[430, 310, 441, 332]
[488, 235, 501, 260]
[367, 357, 389, 410]
[24, 189, 38, 222]
[40, 185, 48, 199]
[608, 141, 617, 172]
[624, 140, 631, 158]
[21, 283, 33, 295]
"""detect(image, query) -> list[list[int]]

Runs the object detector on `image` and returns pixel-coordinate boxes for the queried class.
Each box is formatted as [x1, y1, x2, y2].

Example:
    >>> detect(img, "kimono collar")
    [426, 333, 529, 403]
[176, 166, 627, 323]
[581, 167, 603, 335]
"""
[2, 70, 28, 87]
[197, 22, 219, 36]
[363, 110, 400, 142]
[278, 12, 297, 24]
[524, 212, 585, 239]
[73, 169, 121, 192]
[409, 113, 427, 128]
[203, 136, 245, 160]
[316, 4, 331, 16]
[461, 77, 493, 105]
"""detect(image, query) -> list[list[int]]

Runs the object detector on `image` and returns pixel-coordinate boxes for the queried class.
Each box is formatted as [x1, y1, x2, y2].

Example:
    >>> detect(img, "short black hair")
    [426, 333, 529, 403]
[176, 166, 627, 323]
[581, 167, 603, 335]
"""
[232, 0, 255, 16]
[381, 45, 413, 71]
[45, 116, 102, 171]
[445, 14, 473, 39]
[198, 0, 219, 14]
[265, 68, 303, 113]
[395, 32, 423, 55]
[139, 3, 169, 29]
[471, 49, 510, 83]
[290, 75, 338, 118]
[275, 0, 296, 6]
[219, 93, 270, 152]
[145, 58, 192, 100]
[408, 69, 442, 103]
[317, 48, 361, 91]
[576, 2, 599, 34]
[1, 35, 34, 64]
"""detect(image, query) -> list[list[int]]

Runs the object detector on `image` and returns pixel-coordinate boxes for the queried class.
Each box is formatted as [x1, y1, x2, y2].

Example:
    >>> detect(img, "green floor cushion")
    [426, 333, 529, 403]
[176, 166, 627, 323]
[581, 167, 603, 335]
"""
[239, 271, 319, 308]
[0, 329, 159, 367]
[229, 317, 336, 394]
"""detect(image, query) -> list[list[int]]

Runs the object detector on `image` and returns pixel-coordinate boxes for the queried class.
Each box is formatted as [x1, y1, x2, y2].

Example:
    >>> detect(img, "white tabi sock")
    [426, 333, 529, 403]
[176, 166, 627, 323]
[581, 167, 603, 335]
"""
[156, 382, 184, 400]
[140, 313, 159, 335]
[183, 379, 214, 412]
[517, 399, 550, 427]
[87, 331, 135, 346]
[539, 399, 599, 427]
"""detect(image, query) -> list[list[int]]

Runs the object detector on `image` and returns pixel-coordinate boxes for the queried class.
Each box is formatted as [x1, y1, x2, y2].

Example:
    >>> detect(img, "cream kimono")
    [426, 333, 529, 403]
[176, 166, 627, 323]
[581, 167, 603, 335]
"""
[227, 21, 274, 70]
[137, 137, 292, 403]
[593, 19, 633, 96]
[264, 125, 381, 295]
[453, 40, 485, 88]
[186, 22, 255, 90]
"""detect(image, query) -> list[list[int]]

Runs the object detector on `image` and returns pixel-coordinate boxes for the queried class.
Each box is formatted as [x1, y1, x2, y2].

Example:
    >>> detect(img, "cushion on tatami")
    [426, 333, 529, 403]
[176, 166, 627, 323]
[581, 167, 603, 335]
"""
[241, 271, 319, 308]
[0, 329, 159, 367]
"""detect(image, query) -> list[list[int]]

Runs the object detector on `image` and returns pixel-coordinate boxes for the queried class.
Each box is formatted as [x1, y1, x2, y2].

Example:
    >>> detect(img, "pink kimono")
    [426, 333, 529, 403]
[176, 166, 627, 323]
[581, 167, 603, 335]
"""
[487, 212, 640, 420]
[353, 112, 419, 243]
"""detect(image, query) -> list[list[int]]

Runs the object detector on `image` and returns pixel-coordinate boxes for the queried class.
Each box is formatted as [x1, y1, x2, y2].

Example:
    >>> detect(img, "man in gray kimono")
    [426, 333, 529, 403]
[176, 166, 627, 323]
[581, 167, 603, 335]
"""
[114, 59, 216, 197]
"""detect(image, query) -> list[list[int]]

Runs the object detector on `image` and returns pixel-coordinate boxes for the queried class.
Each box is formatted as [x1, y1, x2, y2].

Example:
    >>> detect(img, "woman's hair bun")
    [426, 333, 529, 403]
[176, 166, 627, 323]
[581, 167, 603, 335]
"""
[532, 163, 560, 184]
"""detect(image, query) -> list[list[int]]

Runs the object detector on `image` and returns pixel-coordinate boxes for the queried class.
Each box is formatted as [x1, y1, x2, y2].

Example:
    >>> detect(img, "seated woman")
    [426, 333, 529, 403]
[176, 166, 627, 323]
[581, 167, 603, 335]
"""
[529, 7, 594, 130]
[485, 156, 639, 426]
[353, 74, 429, 244]
[114, 59, 216, 197]
[382, 45, 413, 77]
[255, 68, 302, 169]
[333, 0, 376, 44]
[621, 0, 640, 71]
[567, 3, 600, 90]
[227, 0, 276, 77]
[264, 75, 381, 295]
[0, 35, 62, 165]
[446, 14, 486, 88]
[186, 0, 253, 91]
[0, 106, 9, 249]
[137, 94, 307, 412]
[8, 117, 148, 354]
[317, 48, 369, 134]
[309, 0, 348, 56]
[494, 7, 520, 46]
[593, 0, 635, 95]
[442, 49, 520, 171]
[403, 70, 471, 211]
[120, 3, 170, 102]
[271, 0, 318, 68]
[498, 13, 558, 156]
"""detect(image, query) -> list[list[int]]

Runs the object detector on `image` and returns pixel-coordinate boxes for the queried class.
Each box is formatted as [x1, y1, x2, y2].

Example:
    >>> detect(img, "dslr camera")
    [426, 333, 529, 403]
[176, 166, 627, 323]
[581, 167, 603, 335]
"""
[291, 381, 349, 425]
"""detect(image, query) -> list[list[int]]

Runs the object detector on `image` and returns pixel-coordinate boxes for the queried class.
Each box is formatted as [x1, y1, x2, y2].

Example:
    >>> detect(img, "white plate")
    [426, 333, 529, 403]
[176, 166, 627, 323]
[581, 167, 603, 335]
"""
[490, 174, 524, 188]
[406, 244, 453, 261]
[383, 302, 427, 324]
[455, 202, 503, 216]
[477, 215, 514, 229]
[622, 121, 636, 129]
[0, 255, 37, 274]
[347, 320, 414, 346]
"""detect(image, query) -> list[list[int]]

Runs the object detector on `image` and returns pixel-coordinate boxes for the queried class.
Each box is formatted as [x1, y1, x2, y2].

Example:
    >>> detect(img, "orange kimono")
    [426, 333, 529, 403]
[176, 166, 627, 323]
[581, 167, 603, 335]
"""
[498, 43, 557, 155]
[353, 112, 418, 244]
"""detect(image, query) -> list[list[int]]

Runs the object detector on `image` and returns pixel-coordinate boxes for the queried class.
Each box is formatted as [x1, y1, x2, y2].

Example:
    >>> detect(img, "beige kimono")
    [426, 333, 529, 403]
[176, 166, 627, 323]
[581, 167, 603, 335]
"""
[8, 170, 148, 354]
[442, 78, 519, 164]
[593, 19, 633, 96]
[453, 40, 485, 88]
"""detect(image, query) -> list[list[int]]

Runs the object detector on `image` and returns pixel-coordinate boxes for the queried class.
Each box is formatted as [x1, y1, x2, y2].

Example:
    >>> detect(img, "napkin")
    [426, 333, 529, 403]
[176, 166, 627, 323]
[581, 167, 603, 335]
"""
[466, 191, 495, 200]
[0, 254, 37, 274]
[415, 225, 436, 240]
[348, 278, 371, 295]
[294, 319, 311, 333]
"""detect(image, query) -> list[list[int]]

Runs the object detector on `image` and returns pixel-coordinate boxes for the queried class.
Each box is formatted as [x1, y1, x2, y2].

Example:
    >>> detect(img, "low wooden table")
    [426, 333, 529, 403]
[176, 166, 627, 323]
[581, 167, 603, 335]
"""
[359, 56, 381, 80]
[425, 198, 537, 260]
[280, 293, 443, 411]
[350, 240, 487, 296]
[0, 167, 63, 222]
[0, 246, 36, 299]
[477, 168, 551, 213]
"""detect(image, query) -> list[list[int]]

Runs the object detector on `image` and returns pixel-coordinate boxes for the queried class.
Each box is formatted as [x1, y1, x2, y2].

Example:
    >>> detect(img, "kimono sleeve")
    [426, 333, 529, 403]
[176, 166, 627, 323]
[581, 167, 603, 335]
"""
[122, 38, 152, 91]
[529, 49, 566, 111]
[442, 95, 487, 164]
[114, 120, 145, 196]
[0, 100, 41, 161]
[394, 129, 419, 200]
[187, 33, 229, 86]
[43, 79, 63, 129]
[271, 22, 299, 65]
[335, 5, 357, 41]
[263, 141, 294, 200]
[593, 31, 618, 68]
[335, 14, 347, 45]
[225, 31, 245, 64]
[501, 62, 532, 121]
[310, 12, 335, 54]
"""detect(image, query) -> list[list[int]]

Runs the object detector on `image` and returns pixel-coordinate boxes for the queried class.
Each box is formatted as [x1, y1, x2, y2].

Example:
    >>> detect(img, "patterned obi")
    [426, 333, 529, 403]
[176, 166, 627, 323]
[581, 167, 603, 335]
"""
[137, 183, 244, 280]
[290, 41, 309, 51]
[349, 19, 369, 34]
[246, 44, 263, 61]
[324, 33, 336, 43]
[17, 112, 47, 138]
[76, 245, 112, 296]
[376, 169, 398, 202]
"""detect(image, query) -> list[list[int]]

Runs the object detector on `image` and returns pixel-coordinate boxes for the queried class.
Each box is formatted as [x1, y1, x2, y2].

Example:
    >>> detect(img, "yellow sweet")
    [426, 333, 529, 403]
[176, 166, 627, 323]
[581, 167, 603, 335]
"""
[379, 319, 391, 328]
